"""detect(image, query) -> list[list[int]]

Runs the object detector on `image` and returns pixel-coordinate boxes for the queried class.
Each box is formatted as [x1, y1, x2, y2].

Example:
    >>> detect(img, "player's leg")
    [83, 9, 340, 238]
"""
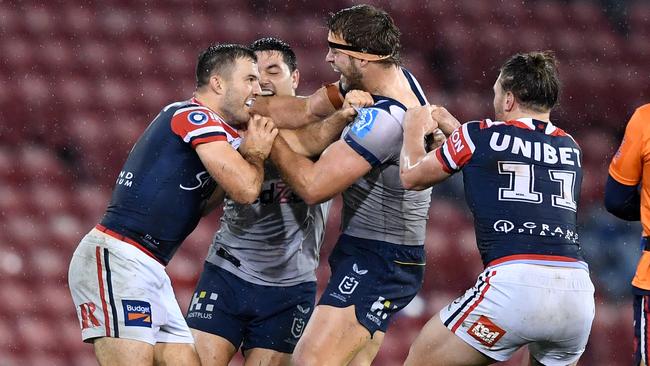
[154, 342, 201, 366]
[403, 314, 495, 366]
[191, 329, 238, 366]
[292, 304, 373, 366]
[347, 330, 385, 366]
[69, 230, 163, 365]
[185, 263, 251, 366]
[242, 280, 317, 366]
[243, 348, 291, 366]
[634, 295, 650, 366]
[94, 338, 154, 365]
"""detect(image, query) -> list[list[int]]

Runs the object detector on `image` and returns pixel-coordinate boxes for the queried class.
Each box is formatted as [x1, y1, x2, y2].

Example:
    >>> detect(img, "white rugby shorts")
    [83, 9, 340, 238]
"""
[68, 228, 194, 345]
[439, 263, 595, 365]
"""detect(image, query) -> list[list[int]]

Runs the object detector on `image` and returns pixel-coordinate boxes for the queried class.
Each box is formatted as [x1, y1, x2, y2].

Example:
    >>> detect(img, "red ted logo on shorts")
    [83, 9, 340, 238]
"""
[467, 315, 505, 347]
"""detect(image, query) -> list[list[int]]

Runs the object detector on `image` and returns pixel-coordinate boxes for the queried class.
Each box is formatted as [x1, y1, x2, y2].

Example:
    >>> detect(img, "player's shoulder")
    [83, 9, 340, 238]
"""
[636, 103, 650, 115]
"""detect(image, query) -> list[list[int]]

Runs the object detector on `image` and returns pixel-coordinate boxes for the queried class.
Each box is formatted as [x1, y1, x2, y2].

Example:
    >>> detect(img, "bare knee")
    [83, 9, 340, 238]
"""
[291, 347, 321, 366]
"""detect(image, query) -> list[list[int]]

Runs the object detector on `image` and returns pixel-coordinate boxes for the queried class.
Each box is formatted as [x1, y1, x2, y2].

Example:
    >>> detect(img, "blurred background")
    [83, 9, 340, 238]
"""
[1, 0, 649, 364]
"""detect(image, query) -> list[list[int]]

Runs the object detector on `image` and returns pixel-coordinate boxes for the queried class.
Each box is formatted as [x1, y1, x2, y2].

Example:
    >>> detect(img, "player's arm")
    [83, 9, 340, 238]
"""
[196, 116, 277, 204]
[604, 176, 640, 221]
[280, 90, 373, 157]
[251, 82, 343, 128]
[200, 185, 226, 216]
[605, 105, 648, 221]
[400, 105, 452, 190]
[270, 136, 371, 204]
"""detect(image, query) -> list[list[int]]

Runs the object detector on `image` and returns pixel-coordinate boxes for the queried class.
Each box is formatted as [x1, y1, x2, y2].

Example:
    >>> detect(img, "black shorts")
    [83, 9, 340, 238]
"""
[319, 234, 425, 334]
[186, 262, 316, 354]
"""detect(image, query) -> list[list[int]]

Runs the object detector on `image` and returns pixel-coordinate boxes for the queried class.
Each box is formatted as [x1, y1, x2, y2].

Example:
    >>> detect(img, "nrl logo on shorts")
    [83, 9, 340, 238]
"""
[338, 275, 359, 295]
[291, 317, 306, 338]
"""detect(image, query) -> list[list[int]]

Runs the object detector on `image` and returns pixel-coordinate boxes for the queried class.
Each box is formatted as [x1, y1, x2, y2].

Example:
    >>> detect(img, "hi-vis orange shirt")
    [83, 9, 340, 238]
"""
[609, 103, 650, 290]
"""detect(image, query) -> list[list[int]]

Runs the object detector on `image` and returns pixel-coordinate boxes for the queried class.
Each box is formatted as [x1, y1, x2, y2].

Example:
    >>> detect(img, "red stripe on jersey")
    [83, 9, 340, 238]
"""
[191, 135, 228, 148]
[445, 127, 473, 169]
[550, 128, 567, 136]
[487, 254, 578, 267]
[95, 246, 111, 337]
[219, 121, 240, 139]
[504, 120, 534, 130]
[451, 271, 495, 333]
[435, 148, 454, 174]
[170, 107, 227, 143]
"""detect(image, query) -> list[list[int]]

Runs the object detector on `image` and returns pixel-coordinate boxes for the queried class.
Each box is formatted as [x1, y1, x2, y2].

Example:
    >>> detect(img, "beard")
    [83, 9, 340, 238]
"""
[340, 62, 364, 92]
[221, 92, 249, 126]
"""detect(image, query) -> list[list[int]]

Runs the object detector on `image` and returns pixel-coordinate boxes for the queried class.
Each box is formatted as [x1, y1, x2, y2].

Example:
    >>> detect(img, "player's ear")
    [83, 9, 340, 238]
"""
[291, 69, 300, 90]
[504, 91, 516, 112]
[209, 74, 225, 95]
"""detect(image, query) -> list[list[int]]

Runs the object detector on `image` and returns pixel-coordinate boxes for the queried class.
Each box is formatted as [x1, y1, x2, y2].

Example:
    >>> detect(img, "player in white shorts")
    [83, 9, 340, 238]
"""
[68, 43, 278, 365]
[69, 228, 194, 345]
[400, 51, 595, 365]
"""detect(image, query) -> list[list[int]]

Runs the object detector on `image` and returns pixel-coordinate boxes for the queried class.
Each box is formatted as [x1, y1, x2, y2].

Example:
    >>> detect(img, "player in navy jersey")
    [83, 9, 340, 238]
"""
[68, 44, 278, 366]
[400, 51, 595, 366]
[187, 37, 364, 366]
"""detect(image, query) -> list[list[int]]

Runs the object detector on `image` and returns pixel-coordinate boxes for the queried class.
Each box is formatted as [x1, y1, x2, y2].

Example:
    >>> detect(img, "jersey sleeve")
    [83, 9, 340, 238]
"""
[170, 106, 232, 148]
[343, 107, 402, 166]
[435, 122, 477, 174]
[608, 105, 650, 186]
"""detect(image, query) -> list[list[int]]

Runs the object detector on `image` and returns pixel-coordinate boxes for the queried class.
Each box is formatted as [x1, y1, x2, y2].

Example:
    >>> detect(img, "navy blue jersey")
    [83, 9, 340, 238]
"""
[435, 118, 585, 268]
[101, 98, 241, 265]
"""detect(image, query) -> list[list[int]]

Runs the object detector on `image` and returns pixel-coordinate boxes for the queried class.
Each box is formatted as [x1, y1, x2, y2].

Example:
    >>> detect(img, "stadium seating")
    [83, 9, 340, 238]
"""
[1, 0, 646, 364]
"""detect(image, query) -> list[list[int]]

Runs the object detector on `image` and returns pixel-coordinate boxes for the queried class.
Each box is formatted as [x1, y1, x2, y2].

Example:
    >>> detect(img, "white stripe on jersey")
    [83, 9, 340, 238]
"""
[182, 126, 226, 143]
[442, 143, 458, 170]
[406, 71, 429, 104]
[462, 123, 476, 153]
[172, 106, 212, 118]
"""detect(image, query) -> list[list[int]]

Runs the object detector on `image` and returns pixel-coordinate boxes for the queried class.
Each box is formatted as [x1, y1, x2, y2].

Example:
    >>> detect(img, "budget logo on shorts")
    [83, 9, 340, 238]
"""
[188, 111, 208, 125]
[122, 300, 152, 328]
[467, 315, 505, 347]
[338, 275, 359, 295]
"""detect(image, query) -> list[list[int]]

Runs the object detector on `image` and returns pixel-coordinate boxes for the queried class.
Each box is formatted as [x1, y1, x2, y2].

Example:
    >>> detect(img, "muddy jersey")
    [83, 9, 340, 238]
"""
[101, 98, 240, 265]
[435, 118, 586, 268]
[206, 161, 330, 286]
[340, 69, 432, 246]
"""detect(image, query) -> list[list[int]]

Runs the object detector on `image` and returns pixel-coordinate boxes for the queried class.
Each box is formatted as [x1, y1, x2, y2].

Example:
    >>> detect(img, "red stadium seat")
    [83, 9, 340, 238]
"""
[70, 184, 111, 225]
[47, 213, 87, 251]
[98, 7, 137, 40]
[23, 5, 56, 37]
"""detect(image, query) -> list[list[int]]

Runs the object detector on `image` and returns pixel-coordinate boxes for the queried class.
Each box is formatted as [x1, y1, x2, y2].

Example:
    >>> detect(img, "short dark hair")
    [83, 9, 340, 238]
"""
[499, 51, 560, 112]
[328, 4, 401, 66]
[196, 44, 257, 88]
[250, 37, 297, 72]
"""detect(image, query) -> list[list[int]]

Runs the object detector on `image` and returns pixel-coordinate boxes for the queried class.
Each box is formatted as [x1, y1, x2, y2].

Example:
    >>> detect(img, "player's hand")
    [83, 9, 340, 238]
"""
[426, 128, 447, 151]
[240, 114, 278, 161]
[404, 105, 437, 135]
[430, 105, 461, 135]
[343, 90, 373, 110]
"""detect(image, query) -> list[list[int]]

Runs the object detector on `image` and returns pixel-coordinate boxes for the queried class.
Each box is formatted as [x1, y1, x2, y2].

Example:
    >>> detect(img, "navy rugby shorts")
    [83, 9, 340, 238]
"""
[186, 262, 316, 354]
[319, 234, 425, 335]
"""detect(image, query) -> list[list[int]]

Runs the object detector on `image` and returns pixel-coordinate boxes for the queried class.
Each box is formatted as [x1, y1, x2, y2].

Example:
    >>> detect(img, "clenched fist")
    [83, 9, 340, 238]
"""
[239, 114, 278, 161]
